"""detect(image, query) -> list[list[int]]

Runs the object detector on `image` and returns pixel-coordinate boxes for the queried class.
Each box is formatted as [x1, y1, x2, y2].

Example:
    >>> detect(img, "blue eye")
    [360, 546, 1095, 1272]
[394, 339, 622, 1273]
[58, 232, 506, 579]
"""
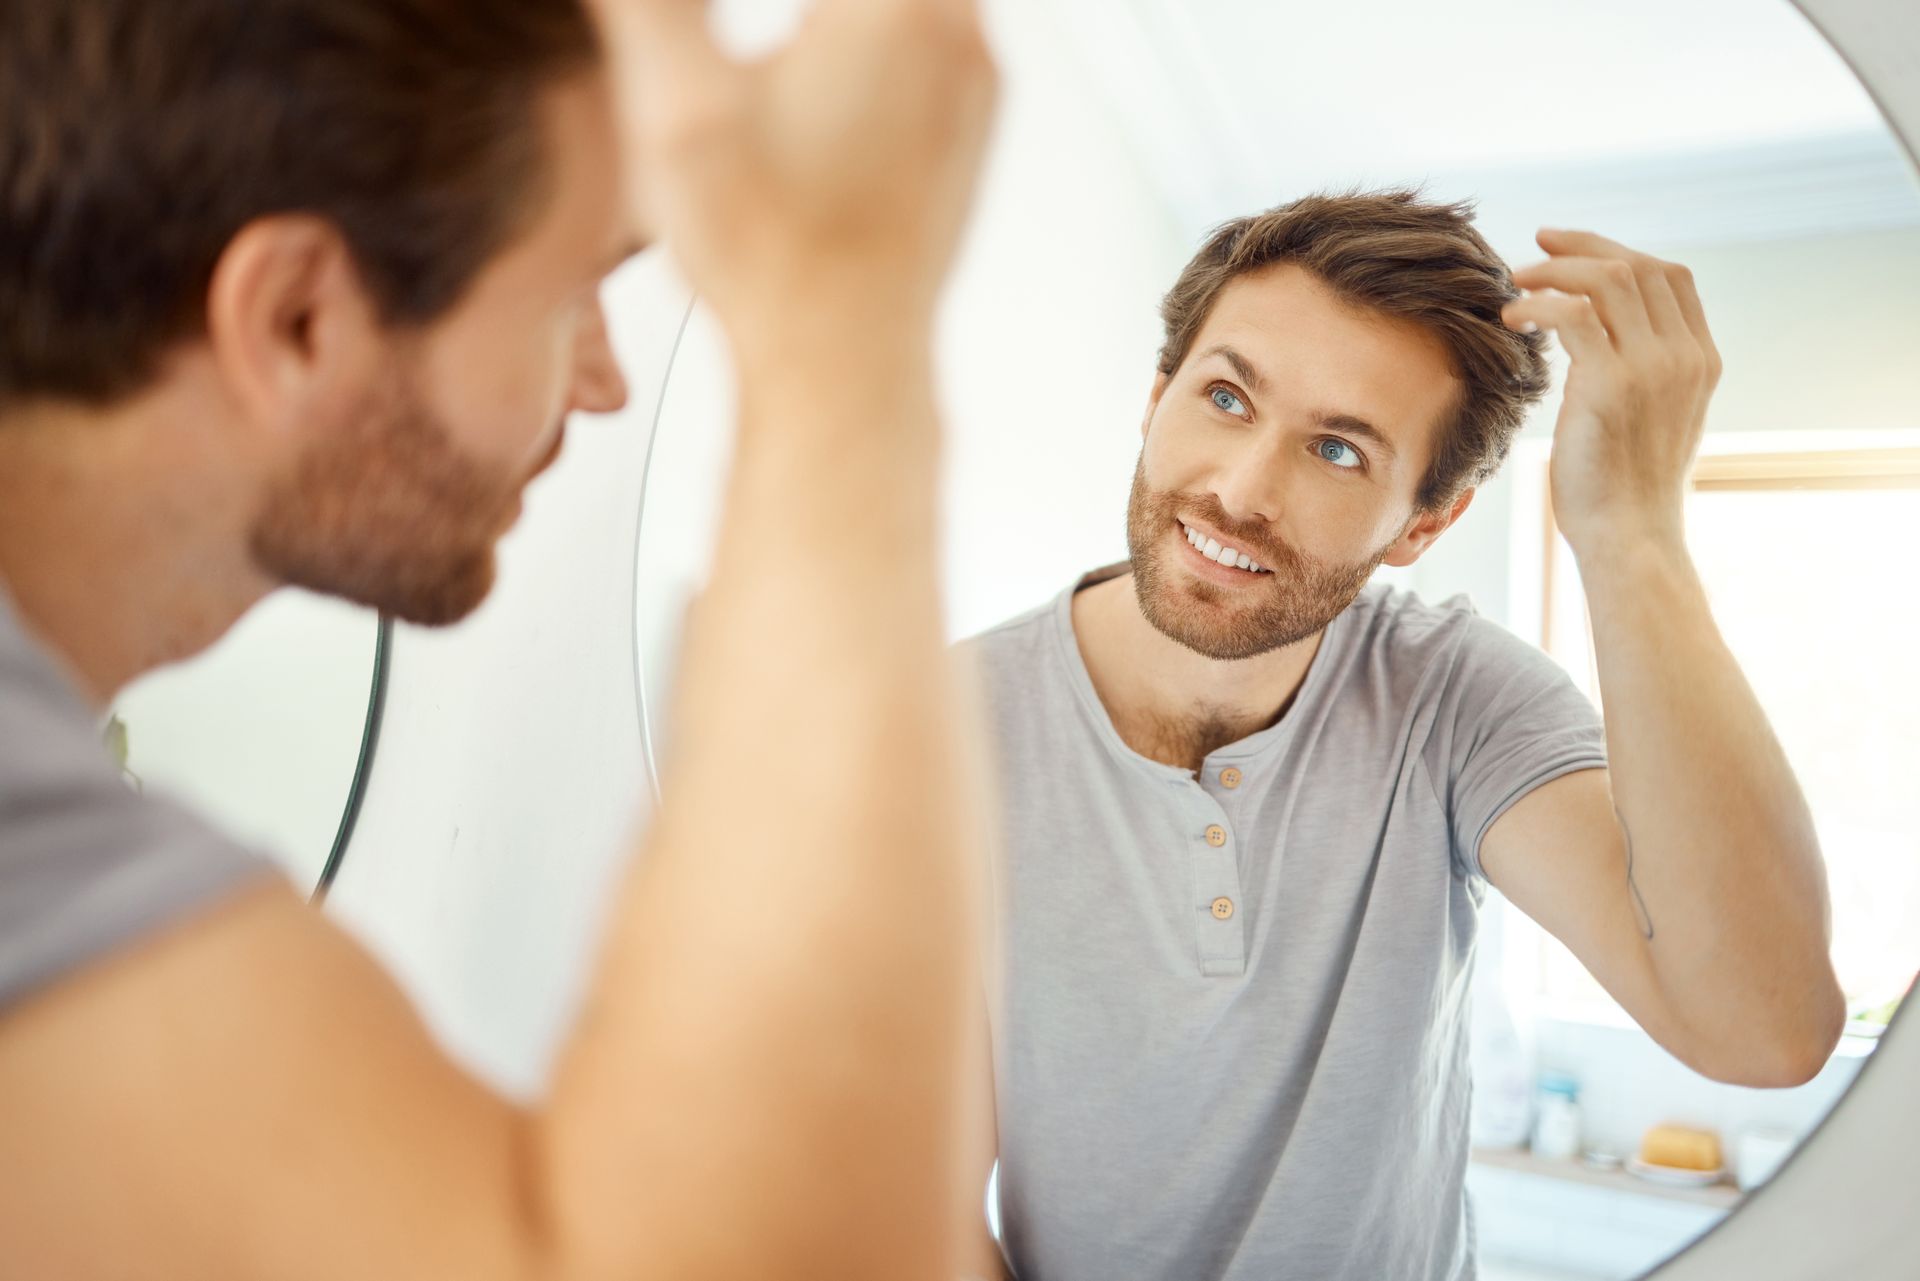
[1317, 438, 1363, 470]
[1210, 386, 1248, 416]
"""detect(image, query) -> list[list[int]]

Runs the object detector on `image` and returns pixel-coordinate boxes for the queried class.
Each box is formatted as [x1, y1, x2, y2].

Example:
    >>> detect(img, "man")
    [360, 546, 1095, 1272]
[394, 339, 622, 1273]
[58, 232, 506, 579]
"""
[968, 190, 1844, 1280]
[0, 1, 1000, 1278]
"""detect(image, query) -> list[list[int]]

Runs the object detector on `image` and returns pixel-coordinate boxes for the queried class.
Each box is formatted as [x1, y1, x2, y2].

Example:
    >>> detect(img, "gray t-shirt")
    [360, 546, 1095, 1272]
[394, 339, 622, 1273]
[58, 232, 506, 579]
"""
[0, 579, 273, 1009]
[969, 568, 1607, 1281]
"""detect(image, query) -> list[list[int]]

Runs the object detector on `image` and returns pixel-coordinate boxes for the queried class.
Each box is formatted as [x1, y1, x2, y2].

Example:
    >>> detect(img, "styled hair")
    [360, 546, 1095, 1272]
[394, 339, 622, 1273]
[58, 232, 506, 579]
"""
[1157, 189, 1551, 510]
[0, 0, 598, 409]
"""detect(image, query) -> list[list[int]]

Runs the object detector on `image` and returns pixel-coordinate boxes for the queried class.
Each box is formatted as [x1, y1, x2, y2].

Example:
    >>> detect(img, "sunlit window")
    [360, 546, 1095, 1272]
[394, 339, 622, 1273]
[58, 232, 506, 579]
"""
[1531, 446, 1920, 1034]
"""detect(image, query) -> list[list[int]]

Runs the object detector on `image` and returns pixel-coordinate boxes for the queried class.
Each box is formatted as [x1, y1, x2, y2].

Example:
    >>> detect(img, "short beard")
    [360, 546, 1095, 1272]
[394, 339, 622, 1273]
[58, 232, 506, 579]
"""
[249, 362, 522, 626]
[1124, 454, 1393, 661]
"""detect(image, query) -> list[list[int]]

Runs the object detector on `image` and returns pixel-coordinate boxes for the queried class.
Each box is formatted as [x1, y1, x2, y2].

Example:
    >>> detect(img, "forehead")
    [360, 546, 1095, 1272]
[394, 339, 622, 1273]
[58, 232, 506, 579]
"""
[1189, 263, 1462, 455]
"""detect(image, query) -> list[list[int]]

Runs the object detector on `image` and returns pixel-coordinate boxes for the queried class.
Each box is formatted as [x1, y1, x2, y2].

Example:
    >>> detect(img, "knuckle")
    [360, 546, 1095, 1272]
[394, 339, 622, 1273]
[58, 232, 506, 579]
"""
[646, 88, 740, 151]
[909, 3, 985, 51]
[1603, 260, 1636, 289]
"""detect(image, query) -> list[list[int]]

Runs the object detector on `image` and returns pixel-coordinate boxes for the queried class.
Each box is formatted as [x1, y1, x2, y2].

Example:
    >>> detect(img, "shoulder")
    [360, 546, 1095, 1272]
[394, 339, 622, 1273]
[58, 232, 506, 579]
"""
[1330, 583, 1577, 729]
[1344, 582, 1549, 670]
[953, 593, 1092, 755]
[1336, 581, 1485, 681]
[0, 590, 274, 1010]
[956, 596, 1060, 685]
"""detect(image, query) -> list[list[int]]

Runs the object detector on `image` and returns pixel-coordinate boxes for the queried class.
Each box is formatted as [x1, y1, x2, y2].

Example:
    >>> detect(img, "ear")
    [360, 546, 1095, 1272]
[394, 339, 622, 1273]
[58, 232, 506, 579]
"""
[1141, 369, 1171, 441]
[1382, 486, 1475, 568]
[203, 215, 384, 438]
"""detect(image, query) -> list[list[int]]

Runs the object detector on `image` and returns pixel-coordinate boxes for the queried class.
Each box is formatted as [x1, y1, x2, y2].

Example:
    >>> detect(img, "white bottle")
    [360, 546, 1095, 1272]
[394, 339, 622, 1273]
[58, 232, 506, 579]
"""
[1470, 984, 1535, 1150]
[1531, 1073, 1583, 1161]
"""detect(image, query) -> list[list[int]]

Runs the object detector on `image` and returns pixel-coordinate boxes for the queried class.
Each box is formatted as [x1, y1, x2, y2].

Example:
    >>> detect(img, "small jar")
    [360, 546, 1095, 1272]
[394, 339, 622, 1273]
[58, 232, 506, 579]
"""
[1531, 1072, 1583, 1161]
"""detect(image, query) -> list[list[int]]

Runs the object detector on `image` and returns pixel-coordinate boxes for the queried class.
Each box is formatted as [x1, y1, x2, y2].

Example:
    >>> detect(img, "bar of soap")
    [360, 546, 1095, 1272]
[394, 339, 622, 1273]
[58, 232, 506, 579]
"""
[1639, 1124, 1723, 1171]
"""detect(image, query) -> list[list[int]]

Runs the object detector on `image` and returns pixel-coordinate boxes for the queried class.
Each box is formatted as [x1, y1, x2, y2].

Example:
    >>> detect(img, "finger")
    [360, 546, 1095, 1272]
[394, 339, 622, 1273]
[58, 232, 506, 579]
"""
[841, 0, 984, 20]
[1659, 260, 1724, 384]
[1534, 226, 1644, 261]
[1502, 292, 1617, 369]
[1539, 227, 1697, 340]
[1627, 257, 1688, 339]
[588, 0, 729, 97]
[1509, 256, 1648, 347]
[1544, 229, 1722, 379]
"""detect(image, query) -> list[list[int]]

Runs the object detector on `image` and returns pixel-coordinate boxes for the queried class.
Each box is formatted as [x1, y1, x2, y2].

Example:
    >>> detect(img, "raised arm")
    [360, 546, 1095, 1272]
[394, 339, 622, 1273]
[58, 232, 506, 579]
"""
[0, 1, 1000, 1278]
[1481, 230, 1844, 1088]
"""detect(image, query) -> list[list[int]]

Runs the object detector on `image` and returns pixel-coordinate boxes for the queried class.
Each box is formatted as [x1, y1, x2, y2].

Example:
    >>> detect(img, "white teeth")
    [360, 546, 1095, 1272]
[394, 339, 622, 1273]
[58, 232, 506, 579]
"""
[1182, 521, 1269, 573]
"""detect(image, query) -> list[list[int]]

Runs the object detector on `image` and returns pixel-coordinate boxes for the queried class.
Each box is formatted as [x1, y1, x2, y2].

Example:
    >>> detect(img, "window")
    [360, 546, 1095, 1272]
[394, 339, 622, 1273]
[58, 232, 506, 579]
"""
[1526, 441, 1920, 1033]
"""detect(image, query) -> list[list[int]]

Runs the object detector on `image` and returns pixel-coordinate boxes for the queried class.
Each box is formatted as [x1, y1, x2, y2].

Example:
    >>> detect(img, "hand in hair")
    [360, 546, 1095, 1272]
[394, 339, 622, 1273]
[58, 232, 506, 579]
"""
[1501, 228, 1723, 557]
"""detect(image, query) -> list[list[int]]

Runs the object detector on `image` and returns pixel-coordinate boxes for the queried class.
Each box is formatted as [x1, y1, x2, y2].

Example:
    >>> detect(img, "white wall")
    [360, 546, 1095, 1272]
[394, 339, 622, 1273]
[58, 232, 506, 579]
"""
[111, 589, 381, 889]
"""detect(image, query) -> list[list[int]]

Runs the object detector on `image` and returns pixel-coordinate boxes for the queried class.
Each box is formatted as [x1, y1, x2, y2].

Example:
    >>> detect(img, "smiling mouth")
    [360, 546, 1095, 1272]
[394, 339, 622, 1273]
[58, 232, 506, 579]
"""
[1178, 519, 1273, 574]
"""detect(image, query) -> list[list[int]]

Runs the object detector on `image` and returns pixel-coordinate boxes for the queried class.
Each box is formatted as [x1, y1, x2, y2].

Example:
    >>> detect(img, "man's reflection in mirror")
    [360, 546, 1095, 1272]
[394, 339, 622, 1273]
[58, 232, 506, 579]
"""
[967, 190, 1843, 1281]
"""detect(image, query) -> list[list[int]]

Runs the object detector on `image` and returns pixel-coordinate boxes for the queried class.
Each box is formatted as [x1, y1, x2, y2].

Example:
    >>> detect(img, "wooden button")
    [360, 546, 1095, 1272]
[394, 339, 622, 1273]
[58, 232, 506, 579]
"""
[1211, 897, 1235, 919]
[1204, 825, 1227, 847]
[1220, 767, 1243, 789]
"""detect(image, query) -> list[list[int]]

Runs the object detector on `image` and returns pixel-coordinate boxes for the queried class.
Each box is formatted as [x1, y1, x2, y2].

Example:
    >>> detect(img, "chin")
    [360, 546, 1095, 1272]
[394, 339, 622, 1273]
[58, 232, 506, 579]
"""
[263, 540, 501, 629]
[385, 552, 499, 627]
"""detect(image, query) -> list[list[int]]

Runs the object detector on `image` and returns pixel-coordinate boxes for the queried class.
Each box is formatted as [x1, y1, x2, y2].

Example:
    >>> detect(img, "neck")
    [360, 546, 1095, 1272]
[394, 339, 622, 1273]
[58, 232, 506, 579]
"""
[1070, 570, 1324, 772]
[0, 394, 274, 707]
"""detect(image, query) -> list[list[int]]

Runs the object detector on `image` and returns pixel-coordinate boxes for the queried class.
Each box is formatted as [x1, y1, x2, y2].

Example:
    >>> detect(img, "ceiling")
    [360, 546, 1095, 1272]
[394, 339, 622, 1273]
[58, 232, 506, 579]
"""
[1040, 0, 1913, 245]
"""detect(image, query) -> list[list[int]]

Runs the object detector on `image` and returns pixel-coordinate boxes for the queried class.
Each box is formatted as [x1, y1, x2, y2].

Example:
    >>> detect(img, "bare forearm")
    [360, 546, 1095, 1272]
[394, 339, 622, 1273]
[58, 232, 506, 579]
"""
[537, 340, 985, 1279]
[1580, 533, 1841, 1079]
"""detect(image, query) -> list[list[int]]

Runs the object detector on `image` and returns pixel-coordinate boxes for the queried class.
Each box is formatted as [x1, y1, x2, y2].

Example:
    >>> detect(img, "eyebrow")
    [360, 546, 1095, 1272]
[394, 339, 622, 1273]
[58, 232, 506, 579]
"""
[1200, 344, 1268, 394]
[1315, 411, 1399, 463]
[1200, 344, 1400, 464]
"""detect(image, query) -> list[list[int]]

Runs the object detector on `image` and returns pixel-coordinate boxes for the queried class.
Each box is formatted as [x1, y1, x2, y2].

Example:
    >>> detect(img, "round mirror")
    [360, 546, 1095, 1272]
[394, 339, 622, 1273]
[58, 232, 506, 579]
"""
[633, 1, 1919, 1277]
[108, 589, 389, 896]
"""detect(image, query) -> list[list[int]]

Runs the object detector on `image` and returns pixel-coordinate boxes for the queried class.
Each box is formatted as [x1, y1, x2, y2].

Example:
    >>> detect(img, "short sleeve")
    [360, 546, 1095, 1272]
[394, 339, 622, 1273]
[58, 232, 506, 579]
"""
[1422, 613, 1608, 882]
[0, 600, 279, 1010]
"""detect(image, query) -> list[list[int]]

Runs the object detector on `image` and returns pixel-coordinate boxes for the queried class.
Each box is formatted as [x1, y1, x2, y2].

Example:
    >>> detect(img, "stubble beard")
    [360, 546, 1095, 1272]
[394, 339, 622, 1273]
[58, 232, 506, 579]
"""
[248, 361, 526, 627]
[1124, 454, 1394, 661]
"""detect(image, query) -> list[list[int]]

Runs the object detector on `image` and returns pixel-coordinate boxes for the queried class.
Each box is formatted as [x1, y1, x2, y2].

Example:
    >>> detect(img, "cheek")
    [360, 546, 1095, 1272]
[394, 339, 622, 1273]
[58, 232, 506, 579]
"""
[424, 319, 575, 462]
[1314, 490, 1413, 562]
[1142, 407, 1213, 485]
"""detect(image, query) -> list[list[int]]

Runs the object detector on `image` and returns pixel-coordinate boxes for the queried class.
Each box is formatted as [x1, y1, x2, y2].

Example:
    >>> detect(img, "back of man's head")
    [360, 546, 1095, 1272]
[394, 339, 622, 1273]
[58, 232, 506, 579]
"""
[0, 0, 598, 413]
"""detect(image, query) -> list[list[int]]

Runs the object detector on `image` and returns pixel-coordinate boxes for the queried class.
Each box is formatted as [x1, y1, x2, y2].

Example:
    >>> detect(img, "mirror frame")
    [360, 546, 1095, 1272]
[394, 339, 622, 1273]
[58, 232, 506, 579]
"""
[309, 613, 394, 901]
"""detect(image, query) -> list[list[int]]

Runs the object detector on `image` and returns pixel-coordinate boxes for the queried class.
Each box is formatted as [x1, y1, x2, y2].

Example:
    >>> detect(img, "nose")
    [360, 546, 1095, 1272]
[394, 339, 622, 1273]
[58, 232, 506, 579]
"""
[569, 293, 630, 416]
[1211, 433, 1289, 526]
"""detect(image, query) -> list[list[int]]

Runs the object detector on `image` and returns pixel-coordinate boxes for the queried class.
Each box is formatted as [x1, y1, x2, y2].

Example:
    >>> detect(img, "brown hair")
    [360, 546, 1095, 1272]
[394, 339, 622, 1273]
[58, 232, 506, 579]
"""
[1157, 189, 1550, 510]
[0, 0, 598, 410]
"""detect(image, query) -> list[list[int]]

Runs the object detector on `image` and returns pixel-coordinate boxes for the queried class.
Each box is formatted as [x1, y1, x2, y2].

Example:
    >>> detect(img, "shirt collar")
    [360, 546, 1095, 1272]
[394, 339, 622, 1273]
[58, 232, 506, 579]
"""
[1048, 562, 1363, 774]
